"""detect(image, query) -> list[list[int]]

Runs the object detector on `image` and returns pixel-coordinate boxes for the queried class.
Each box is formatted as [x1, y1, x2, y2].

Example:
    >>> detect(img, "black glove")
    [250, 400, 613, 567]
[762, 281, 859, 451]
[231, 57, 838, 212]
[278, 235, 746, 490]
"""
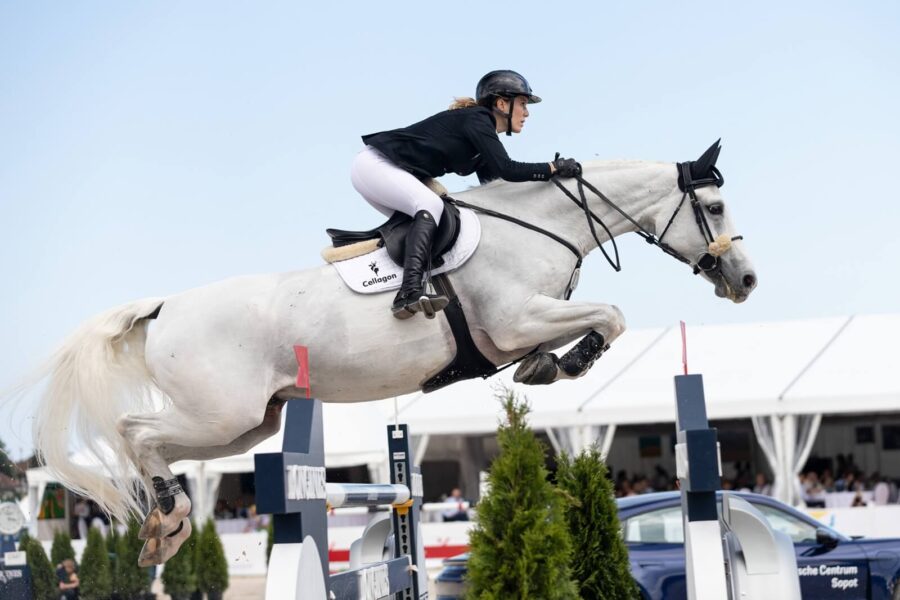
[553, 152, 582, 178]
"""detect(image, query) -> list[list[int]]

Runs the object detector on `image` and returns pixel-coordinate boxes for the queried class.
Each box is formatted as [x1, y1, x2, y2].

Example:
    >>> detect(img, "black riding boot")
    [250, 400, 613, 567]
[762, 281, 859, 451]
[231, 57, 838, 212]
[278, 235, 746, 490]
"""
[392, 210, 449, 320]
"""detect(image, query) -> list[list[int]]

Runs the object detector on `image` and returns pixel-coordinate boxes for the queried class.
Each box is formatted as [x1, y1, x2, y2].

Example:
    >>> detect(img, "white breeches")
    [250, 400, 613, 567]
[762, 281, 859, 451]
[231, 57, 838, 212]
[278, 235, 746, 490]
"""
[350, 146, 444, 224]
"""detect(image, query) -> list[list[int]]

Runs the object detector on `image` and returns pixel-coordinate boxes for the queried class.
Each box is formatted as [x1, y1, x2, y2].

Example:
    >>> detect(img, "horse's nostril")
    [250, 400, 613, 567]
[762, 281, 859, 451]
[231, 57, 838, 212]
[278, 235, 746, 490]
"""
[743, 273, 757, 289]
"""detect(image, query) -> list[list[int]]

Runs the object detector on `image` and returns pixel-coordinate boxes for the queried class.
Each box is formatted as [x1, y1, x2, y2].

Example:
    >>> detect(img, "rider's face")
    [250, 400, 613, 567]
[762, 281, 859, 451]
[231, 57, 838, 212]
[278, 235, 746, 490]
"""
[496, 96, 530, 134]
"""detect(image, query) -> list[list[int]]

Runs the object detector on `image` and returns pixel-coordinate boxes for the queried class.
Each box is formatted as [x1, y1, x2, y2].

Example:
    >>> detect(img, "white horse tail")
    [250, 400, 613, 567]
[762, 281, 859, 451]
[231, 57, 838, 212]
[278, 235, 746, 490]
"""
[32, 297, 167, 524]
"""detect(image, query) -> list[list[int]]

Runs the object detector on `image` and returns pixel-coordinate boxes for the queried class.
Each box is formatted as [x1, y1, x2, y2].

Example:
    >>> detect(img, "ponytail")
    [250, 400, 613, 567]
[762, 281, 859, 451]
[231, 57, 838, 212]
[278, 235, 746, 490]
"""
[449, 96, 478, 110]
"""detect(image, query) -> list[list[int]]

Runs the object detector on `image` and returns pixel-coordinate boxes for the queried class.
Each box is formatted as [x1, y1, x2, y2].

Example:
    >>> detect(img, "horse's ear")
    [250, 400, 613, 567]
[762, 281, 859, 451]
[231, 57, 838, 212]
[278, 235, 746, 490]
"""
[691, 139, 721, 179]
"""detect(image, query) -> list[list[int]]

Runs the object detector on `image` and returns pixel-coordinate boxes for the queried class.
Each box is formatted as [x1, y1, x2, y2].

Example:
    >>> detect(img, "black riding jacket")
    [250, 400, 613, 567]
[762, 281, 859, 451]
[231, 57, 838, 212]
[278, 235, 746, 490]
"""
[362, 106, 552, 184]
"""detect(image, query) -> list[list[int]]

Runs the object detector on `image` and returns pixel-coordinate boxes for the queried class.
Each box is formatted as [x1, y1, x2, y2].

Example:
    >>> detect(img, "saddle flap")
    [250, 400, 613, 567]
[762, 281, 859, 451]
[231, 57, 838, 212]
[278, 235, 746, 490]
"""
[327, 200, 462, 266]
[326, 211, 409, 248]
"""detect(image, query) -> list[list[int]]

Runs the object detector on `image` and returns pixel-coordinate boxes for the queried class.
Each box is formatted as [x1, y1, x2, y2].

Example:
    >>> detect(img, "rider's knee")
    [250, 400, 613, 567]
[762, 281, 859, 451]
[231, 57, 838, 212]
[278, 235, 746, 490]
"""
[414, 193, 444, 225]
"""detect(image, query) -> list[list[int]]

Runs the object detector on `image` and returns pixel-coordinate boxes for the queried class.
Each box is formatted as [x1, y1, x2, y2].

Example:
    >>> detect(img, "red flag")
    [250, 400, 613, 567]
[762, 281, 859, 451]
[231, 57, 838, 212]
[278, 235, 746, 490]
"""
[293, 345, 310, 398]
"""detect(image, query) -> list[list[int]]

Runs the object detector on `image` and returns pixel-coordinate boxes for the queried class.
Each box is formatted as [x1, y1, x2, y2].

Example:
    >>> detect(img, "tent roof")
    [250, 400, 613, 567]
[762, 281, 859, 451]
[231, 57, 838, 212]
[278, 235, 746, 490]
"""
[390, 314, 899, 434]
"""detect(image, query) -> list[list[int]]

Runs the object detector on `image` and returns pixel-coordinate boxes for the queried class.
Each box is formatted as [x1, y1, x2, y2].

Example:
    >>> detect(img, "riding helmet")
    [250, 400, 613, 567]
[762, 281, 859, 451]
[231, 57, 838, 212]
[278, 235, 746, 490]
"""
[475, 70, 542, 105]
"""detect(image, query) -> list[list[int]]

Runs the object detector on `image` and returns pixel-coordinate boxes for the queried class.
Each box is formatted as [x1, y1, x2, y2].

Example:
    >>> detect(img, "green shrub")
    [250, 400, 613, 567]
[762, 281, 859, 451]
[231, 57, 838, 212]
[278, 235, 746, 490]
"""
[106, 523, 120, 594]
[161, 525, 197, 600]
[465, 387, 577, 599]
[18, 531, 57, 600]
[196, 518, 229, 598]
[557, 448, 640, 600]
[51, 528, 76, 567]
[115, 519, 150, 599]
[80, 527, 113, 600]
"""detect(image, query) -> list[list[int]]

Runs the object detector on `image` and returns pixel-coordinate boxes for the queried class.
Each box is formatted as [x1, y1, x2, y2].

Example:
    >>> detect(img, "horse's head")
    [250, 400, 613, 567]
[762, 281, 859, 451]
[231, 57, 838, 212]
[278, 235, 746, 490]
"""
[655, 140, 758, 303]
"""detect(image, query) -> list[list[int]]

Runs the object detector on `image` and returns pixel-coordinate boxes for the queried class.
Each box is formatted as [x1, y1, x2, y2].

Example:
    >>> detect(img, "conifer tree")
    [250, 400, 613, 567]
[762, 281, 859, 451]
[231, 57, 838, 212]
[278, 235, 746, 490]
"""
[106, 523, 120, 597]
[51, 528, 76, 567]
[18, 531, 57, 600]
[557, 448, 640, 600]
[161, 530, 197, 600]
[196, 518, 229, 599]
[0, 437, 15, 479]
[115, 519, 150, 599]
[266, 517, 274, 564]
[465, 387, 577, 599]
[80, 527, 113, 600]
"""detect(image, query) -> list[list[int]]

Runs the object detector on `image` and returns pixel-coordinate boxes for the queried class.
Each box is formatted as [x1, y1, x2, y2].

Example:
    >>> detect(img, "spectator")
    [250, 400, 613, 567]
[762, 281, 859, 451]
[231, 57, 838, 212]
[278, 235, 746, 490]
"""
[873, 476, 890, 505]
[821, 468, 835, 492]
[214, 499, 234, 519]
[57, 558, 79, 599]
[441, 488, 469, 522]
[652, 466, 670, 492]
[753, 473, 772, 496]
[851, 490, 867, 507]
[243, 504, 268, 532]
[73, 499, 90, 540]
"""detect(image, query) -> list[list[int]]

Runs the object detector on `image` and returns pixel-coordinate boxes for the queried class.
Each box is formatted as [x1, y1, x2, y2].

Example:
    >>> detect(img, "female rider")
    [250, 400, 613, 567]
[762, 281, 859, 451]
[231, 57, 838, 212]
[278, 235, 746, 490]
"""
[351, 69, 581, 319]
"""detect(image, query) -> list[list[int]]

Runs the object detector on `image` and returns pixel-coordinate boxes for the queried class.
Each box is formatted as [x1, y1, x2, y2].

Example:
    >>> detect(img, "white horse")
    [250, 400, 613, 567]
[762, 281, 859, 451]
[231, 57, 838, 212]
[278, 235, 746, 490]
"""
[30, 141, 755, 565]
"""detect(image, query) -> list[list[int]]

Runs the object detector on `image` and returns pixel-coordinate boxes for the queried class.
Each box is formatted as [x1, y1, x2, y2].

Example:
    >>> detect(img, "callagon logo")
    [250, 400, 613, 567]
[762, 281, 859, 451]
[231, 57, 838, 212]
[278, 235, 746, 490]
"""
[369, 261, 379, 275]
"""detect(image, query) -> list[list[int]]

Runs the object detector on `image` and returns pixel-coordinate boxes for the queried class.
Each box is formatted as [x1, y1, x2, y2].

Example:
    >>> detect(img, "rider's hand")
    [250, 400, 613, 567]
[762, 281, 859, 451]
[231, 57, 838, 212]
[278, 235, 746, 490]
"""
[552, 152, 582, 178]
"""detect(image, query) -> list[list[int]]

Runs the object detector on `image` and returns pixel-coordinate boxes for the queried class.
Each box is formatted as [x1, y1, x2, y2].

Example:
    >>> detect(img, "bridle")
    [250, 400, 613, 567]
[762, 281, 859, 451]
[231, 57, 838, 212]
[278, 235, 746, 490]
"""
[445, 160, 744, 299]
[550, 161, 743, 276]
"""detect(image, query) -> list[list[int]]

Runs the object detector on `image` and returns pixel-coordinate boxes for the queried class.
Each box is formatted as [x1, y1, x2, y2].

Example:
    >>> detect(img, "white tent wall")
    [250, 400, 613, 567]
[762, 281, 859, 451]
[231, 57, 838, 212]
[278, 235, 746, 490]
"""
[753, 414, 822, 505]
[547, 424, 616, 459]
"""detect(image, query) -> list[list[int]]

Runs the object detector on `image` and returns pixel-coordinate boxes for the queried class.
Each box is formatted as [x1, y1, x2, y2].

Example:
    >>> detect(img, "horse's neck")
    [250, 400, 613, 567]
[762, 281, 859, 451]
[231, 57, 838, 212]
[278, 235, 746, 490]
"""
[460, 161, 677, 255]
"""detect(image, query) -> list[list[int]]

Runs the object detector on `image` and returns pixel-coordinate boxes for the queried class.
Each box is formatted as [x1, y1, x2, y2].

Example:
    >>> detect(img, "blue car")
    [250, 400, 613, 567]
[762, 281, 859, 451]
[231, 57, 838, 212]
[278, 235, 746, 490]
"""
[435, 491, 900, 600]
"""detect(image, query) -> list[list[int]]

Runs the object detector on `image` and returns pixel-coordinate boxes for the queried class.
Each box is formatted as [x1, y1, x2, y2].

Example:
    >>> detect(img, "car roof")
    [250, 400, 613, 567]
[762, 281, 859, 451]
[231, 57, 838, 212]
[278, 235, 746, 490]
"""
[615, 491, 848, 540]
[616, 490, 784, 510]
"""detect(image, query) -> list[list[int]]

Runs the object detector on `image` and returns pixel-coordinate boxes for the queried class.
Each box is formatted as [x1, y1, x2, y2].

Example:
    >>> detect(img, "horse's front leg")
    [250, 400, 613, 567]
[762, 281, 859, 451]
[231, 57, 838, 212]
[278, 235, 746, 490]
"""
[492, 294, 626, 385]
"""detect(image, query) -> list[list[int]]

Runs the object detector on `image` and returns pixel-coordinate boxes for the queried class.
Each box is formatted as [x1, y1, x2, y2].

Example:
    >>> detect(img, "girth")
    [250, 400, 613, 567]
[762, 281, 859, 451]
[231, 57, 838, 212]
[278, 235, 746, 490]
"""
[326, 200, 462, 268]
[422, 274, 497, 393]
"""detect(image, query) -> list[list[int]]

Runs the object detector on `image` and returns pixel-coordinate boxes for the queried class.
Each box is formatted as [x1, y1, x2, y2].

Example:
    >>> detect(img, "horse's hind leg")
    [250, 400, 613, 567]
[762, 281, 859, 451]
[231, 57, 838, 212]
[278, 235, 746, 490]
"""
[116, 401, 268, 565]
[160, 401, 284, 463]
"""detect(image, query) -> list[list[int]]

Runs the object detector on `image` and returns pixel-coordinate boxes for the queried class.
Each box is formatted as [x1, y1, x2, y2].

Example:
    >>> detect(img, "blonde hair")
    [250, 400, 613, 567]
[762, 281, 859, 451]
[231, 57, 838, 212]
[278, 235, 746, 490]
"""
[449, 96, 479, 110]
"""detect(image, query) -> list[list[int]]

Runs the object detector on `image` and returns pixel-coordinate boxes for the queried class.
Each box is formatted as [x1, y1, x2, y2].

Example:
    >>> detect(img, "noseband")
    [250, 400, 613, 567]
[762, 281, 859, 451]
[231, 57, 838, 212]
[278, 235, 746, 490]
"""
[551, 161, 744, 276]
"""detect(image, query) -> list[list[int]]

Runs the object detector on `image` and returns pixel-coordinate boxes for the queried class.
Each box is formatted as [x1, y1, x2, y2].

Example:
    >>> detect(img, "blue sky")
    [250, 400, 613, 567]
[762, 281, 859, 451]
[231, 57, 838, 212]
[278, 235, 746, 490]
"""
[2, 2, 898, 458]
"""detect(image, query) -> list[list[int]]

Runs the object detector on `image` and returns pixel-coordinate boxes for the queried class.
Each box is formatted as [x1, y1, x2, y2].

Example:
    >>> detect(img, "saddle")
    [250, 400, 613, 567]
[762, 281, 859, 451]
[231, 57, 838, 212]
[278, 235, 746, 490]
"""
[326, 199, 462, 268]
[325, 196, 494, 393]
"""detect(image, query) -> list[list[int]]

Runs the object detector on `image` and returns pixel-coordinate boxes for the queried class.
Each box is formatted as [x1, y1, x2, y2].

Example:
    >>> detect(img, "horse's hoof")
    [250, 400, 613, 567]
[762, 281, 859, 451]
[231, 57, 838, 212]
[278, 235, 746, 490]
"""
[138, 518, 192, 566]
[513, 352, 559, 385]
[138, 537, 162, 566]
[139, 508, 163, 540]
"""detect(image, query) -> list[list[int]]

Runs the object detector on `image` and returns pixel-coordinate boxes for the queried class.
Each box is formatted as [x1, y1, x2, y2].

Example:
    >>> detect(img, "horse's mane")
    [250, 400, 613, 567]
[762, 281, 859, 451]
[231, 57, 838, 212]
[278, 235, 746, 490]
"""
[455, 159, 671, 201]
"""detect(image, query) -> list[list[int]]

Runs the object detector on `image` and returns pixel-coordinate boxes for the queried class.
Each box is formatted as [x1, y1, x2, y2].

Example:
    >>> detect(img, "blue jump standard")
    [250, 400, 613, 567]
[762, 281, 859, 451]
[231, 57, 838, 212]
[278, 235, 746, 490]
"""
[254, 398, 424, 599]
[675, 374, 720, 523]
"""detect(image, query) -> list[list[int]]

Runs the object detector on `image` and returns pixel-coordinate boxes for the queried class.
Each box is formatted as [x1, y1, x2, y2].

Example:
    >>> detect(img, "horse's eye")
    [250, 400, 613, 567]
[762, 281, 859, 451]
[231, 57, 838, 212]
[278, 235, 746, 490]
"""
[708, 204, 724, 215]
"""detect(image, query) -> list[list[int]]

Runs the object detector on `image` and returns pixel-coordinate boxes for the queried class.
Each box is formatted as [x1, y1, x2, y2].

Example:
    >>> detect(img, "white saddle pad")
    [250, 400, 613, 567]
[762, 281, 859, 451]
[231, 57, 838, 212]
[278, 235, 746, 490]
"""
[330, 207, 481, 294]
